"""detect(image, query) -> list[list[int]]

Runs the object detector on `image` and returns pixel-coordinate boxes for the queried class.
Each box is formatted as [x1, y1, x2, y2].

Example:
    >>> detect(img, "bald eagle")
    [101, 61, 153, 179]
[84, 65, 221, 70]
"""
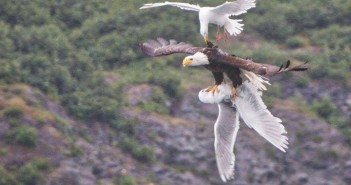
[140, 38, 308, 98]
[140, 0, 256, 42]
[140, 38, 308, 182]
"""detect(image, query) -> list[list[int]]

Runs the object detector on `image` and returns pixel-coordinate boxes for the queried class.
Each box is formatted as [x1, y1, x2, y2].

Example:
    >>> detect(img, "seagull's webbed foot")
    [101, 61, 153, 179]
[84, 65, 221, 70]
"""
[216, 34, 223, 41]
[205, 84, 220, 95]
[216, 26, 222, 41]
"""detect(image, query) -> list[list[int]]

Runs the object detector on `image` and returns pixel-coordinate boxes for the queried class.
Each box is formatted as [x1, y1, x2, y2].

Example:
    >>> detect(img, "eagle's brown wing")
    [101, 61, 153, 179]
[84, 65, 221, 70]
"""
[140, 38, 204, 57]
[205, 48, 309, 76]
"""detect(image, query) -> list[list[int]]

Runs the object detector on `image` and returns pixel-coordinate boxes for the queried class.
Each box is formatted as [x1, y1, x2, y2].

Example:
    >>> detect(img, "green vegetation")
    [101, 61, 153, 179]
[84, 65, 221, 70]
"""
[119, 137, 156, 163]
[0, 158, 50, 185]
[3, 106, 23, 119]
[5, 125, 39, 147]
[18, 162, 44, 185]
[0, 0, 349, 128]
[0, 166, 16, 185]
[114, 175, 138, 185]
[67, 137, 83, 157]
[311, 97, 336, 120]
[0, 1, 349, 182]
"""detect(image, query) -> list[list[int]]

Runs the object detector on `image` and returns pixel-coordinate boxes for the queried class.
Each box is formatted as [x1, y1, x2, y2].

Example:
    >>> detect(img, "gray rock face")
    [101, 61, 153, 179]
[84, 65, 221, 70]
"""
[3, 82, 348, 185]
[119, 80, 351, 185]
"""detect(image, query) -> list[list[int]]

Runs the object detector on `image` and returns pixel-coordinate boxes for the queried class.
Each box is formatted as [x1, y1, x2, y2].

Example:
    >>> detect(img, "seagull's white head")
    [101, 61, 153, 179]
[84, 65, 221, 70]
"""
[182, 52, 209, 67]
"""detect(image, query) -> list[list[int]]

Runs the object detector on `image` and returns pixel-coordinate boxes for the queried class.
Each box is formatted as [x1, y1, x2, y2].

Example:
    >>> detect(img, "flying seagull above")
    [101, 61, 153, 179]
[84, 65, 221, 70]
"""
[140, 0, 256, 43]
[140, 38, 308, 99]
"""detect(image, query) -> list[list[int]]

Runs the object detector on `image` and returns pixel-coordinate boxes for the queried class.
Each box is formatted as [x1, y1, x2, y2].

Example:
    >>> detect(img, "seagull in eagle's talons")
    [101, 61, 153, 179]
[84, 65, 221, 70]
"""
[140, 0, 256, 44]
[198, 81, 288, 182]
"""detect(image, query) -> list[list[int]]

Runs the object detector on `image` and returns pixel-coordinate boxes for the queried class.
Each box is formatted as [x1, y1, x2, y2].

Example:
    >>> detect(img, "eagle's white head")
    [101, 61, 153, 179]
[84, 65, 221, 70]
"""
[182, 52, 209, 67]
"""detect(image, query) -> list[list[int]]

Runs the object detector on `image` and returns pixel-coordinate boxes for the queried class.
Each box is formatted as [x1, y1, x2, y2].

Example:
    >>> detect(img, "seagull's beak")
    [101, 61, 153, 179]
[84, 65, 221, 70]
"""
[182, 58, 192, 67]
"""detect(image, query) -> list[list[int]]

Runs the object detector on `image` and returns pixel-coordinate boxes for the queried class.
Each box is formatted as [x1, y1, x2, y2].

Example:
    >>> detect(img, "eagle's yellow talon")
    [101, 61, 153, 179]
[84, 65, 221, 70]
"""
[205, 85, 220, 95]
[230, 87, 238, 100]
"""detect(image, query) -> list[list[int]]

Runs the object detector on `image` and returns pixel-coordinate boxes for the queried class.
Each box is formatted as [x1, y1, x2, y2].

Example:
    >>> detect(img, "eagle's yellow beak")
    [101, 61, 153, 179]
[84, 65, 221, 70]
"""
[182, 58, 192, 67]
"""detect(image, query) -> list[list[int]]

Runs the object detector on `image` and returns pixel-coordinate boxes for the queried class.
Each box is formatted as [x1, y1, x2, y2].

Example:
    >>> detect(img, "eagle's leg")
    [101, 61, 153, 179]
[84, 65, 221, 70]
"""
[205, 84, 220, 95]
[230, 86, 238, 100]
[205, 72, 224, 95]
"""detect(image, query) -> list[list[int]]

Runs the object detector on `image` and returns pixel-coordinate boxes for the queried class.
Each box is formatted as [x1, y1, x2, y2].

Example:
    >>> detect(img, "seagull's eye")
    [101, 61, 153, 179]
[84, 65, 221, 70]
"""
[190, 58, 193, 61]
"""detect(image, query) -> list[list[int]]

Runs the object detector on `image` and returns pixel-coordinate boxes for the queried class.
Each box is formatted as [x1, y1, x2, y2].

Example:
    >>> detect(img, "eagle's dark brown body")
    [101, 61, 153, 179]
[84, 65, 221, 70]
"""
[204, 63, 242, 88]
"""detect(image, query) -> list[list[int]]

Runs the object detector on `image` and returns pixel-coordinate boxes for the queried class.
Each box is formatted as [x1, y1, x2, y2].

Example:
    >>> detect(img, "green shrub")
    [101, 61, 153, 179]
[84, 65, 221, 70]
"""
[310, 97, 336, 119]
[250, 43, 290, 64]
[133, 146, 156, 163]
[18, 162, 44, 185]
[31, 158, 50, 171]
[119, 137, 155, 163]
[5, 125, 38, 147]
[109, 118, 135, 136]
[0, 166, 16, 185]
[114, 175, 137, 185]
[3, 106, 23, 119]
[67, 138, 83, 157]
[286, 35, 306, 48]
[295, 77, 309, 88]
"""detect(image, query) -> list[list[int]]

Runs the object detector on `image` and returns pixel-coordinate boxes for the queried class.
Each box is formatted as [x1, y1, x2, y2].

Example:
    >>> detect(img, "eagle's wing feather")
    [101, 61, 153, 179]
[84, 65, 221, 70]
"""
[140, 2, 201, 12]
[208, 50, 309, 76]
[233, 81, 288, 152]
[215, 101, 240, 182]
[212, 0, 256, 16]
[140, 38, 203, 57]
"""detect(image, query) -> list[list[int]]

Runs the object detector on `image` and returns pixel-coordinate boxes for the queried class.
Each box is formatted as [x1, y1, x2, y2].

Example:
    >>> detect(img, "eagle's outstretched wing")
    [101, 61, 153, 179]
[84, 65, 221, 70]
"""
[212, 0, 256, 16]
[140, 38, 309, 75]
[140, 2, 201, 12]
[205, 49, 309, 76]
[140, 38, 203, 57]
[214, 101, 240, 182]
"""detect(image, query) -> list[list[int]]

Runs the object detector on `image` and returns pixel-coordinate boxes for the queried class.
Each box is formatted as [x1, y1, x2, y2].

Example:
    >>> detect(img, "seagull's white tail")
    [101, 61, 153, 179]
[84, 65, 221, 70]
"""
[224, 19, 244, 36]
[233, 81, 288, 152]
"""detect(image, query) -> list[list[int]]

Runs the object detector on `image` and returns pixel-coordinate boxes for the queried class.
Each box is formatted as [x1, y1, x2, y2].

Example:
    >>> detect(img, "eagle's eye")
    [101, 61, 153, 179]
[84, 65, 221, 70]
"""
[190, 58, 193, 61]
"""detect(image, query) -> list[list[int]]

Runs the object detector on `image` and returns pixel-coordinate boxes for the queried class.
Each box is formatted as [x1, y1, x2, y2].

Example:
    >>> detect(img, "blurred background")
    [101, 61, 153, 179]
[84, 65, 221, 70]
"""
[0, 0, 350, 184]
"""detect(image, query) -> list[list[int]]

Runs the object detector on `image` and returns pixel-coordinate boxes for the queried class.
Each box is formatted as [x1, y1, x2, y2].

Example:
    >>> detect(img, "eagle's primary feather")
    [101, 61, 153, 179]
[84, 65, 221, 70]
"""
[140, 38, 309, 78]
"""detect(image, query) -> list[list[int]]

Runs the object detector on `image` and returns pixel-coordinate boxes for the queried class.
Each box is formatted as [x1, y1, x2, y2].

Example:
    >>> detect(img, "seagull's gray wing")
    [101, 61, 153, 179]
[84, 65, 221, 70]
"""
[234, 81, 288, 152]
[140, 2, 201, 11]
[211, 0, 256, 16]
[214, 101, 240, 182]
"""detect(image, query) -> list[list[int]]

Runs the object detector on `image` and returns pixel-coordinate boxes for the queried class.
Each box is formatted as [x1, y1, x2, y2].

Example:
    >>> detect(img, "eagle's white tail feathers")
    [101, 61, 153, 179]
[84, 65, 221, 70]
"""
[240, 69, 270, 91]
[224, 19, 243, 36]
[233, 81, 288, 152]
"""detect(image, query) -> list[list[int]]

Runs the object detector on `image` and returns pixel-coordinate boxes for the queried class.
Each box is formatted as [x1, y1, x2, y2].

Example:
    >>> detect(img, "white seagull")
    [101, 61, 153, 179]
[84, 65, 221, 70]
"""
[140, 0, 256, 43]
[199, 79, 288, 182]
